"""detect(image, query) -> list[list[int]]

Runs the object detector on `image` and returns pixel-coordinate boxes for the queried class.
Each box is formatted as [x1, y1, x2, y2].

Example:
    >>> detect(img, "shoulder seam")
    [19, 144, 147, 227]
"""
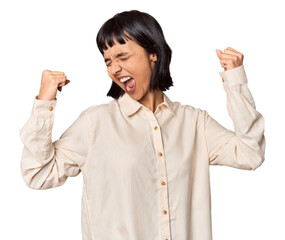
[203, 110, 210, 161]
[81, 109, 92, 169]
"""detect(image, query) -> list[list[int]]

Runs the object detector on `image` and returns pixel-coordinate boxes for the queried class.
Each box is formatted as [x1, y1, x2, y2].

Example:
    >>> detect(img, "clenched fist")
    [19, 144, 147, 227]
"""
[215, 47, 244, 71]
[37, 70, 70, 101]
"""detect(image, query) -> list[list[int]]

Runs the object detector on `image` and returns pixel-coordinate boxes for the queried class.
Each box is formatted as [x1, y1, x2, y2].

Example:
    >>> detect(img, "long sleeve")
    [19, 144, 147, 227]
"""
[19, 96, 91, 189]
[204, 65, 265, 170]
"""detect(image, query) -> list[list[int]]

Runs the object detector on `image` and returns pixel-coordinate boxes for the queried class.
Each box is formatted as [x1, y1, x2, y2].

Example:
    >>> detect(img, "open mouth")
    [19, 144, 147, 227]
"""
[121, 77, 135, 93]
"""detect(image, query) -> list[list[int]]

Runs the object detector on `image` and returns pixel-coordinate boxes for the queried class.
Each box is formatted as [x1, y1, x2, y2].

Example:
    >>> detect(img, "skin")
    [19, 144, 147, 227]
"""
[103, 38, 164, 113]
[216, 47, 244, 70]
[38, 70, 69, 101]
[216, 47, 244, 77]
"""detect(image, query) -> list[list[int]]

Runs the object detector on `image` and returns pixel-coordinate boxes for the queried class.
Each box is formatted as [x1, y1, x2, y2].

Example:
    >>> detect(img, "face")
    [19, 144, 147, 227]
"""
[103, 37, 157, 101]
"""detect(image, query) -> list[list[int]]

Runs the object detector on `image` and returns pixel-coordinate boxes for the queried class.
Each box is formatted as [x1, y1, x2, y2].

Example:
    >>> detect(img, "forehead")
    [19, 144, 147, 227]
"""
[103, 38, 143, 58]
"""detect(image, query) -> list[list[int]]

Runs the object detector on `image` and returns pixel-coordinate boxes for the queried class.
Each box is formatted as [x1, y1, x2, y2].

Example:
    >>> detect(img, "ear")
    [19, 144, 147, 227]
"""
[149, 53, 157, 62]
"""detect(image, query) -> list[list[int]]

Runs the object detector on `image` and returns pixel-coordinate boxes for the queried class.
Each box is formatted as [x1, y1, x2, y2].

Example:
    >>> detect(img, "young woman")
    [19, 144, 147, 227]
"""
[19, 10, 265, 240]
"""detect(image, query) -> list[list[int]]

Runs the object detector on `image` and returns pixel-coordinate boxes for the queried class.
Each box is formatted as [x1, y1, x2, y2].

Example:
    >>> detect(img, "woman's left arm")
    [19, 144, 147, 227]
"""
[204, 48, 265, 170]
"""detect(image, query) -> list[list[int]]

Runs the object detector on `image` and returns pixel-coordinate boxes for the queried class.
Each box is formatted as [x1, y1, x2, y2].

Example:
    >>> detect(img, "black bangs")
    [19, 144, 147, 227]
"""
[96, 18, 133, 54]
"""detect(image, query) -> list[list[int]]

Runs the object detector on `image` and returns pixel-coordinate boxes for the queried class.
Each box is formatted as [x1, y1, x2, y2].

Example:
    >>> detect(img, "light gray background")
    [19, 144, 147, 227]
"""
[1, 0, 283, 239]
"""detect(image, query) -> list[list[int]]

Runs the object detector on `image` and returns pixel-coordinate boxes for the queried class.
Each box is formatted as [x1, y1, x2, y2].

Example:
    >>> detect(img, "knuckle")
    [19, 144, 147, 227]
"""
[42, 69, 49, 76]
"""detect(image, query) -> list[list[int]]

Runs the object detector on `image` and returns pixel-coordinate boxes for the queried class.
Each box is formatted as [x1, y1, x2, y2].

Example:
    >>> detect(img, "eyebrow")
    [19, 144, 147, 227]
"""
[104, 52, 129, 63]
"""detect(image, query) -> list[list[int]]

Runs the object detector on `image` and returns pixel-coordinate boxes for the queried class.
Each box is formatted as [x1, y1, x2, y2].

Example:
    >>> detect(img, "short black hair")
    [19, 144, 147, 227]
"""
[96, 10, 173, 99]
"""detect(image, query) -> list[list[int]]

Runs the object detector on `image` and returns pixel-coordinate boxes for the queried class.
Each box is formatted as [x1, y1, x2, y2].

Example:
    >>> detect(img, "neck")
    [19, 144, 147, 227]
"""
[139, 89, 164, 113]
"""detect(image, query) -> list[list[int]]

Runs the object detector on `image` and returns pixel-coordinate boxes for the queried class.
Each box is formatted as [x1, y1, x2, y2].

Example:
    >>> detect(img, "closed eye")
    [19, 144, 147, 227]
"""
[106, 57, 129, 67]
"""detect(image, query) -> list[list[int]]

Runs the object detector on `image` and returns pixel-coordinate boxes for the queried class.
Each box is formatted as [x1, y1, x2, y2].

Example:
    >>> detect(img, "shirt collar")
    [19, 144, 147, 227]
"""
[117, 92, 175, 117]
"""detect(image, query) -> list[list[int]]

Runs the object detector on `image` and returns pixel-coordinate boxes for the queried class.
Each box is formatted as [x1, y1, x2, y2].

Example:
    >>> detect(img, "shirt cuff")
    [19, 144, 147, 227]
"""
[32, 95, 57, 117]
[219, 65, 248, 87]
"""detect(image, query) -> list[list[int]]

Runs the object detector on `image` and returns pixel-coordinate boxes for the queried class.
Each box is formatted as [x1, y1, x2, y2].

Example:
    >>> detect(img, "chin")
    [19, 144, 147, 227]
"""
[128, 93, 140, 100]
[126, 90, 142, 101]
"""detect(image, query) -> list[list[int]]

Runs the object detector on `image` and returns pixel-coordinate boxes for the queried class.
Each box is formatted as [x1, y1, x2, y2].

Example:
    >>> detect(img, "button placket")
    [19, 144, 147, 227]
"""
[146, 111, 172, 240]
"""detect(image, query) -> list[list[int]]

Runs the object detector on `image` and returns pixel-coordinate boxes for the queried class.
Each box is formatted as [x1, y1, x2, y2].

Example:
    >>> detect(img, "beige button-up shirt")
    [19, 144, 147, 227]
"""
[19, 65, 265, 240]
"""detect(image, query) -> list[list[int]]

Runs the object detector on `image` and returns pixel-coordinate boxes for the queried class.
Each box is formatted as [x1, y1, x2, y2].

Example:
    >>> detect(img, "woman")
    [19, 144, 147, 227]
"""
[19, 10, 265, 240]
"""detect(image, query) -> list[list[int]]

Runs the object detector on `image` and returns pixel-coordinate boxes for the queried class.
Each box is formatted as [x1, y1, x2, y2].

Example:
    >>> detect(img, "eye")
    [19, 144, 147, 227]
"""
[106, 57, 129, 67]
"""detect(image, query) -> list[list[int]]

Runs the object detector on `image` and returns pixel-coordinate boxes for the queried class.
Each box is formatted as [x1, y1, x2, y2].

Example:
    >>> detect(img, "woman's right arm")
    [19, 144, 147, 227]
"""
[19, 70, 90, 190]
[19, 96, 91, 190]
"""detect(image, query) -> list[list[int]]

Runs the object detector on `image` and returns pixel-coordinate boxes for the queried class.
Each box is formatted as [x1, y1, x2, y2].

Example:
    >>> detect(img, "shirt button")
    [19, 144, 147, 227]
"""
[49, 106, 53, 111]
[154, 126, 158, 130]
[158, 152, 163, 157]
[162, 209, 167, 215]
[161, 181, 166, 186]
[222, 78, 224, 82]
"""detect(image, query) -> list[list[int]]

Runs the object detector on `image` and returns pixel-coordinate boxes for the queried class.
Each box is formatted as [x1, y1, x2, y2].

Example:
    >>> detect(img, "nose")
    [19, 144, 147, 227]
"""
[110, 61, 122, 75]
